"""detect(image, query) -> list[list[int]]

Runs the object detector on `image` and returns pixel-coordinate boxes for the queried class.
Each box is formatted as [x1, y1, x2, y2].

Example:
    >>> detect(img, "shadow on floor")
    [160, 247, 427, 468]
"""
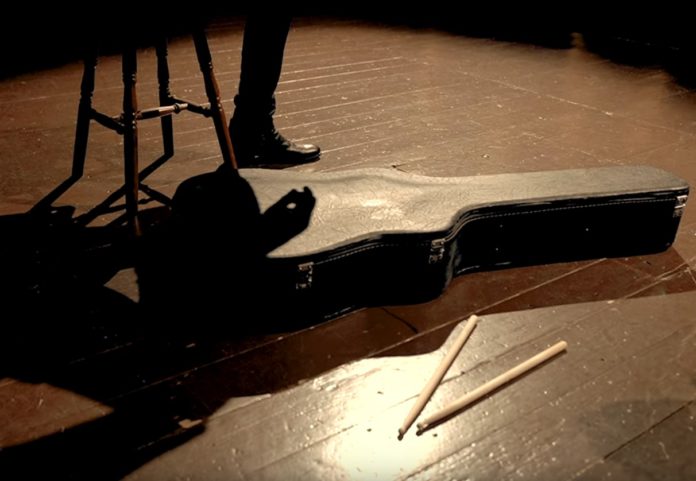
[1, 161, 693, 478]
[0, 165, 319, 479]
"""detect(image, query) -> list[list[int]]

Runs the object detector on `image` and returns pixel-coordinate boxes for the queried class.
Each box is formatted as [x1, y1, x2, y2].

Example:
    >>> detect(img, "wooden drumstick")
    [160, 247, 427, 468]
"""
[417, 340, 567, 432]
[398, 315, 479, 438]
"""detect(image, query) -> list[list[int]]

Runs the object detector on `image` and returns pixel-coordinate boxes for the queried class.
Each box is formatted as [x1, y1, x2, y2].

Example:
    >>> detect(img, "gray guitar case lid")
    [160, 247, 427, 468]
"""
[137, 165, 689, 325]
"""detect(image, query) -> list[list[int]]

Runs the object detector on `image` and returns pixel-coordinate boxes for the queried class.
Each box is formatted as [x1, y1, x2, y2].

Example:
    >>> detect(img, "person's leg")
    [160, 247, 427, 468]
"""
[235, 14, 290, 117]
[230, 14, 320, 167]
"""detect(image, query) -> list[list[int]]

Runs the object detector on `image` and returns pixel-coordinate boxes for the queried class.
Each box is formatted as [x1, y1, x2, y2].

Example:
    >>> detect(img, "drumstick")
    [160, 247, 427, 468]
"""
[417, 340, 567, 432]
[398, 315, 479, 438]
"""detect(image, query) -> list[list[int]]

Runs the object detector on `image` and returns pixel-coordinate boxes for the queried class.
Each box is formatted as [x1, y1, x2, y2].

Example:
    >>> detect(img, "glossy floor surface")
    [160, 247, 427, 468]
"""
[1, 15, 695, 480]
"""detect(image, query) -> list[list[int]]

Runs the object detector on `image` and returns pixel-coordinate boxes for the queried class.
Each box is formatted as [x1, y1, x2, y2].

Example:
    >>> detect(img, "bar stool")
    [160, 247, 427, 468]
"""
[71, 27, 237, 234]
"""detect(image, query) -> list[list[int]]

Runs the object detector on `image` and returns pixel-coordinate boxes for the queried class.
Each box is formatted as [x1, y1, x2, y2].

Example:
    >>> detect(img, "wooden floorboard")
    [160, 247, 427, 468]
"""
[1, 14, 696, 480]
[578, 401, 696, 481]
[116, 293, 696, 480]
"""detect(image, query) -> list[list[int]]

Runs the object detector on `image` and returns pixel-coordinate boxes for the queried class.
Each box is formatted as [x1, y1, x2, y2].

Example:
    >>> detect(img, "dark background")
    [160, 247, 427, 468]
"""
[3, 6, 694, 80]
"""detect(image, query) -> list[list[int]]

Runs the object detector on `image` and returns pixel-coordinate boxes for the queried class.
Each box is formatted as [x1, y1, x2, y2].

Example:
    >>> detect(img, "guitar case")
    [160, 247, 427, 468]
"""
[139, 165, 689, 324]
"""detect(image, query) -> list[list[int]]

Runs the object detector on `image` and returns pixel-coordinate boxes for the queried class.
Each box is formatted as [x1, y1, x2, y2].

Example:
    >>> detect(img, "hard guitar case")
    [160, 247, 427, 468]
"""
[139, 165, 689, 323]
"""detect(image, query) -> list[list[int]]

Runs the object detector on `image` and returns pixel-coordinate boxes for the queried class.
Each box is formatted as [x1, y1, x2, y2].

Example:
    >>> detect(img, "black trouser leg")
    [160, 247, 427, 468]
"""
[235, 13, 292, 118]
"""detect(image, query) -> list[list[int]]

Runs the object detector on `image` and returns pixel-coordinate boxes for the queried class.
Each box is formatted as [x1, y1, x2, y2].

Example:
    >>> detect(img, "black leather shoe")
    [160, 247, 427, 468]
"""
[229, 117, 320, 168]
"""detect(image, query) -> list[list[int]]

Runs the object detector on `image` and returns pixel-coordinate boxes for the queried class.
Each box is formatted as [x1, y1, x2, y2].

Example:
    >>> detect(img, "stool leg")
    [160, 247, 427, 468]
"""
[156, 38, 175, 157]
[122, 47, 141, 234]
[192, 28, 238, 169]
[72, 52, 97, 179]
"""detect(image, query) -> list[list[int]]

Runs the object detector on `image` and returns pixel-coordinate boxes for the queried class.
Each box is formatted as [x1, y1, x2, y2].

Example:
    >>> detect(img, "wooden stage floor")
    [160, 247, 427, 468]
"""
[1, 15, 695, 480]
